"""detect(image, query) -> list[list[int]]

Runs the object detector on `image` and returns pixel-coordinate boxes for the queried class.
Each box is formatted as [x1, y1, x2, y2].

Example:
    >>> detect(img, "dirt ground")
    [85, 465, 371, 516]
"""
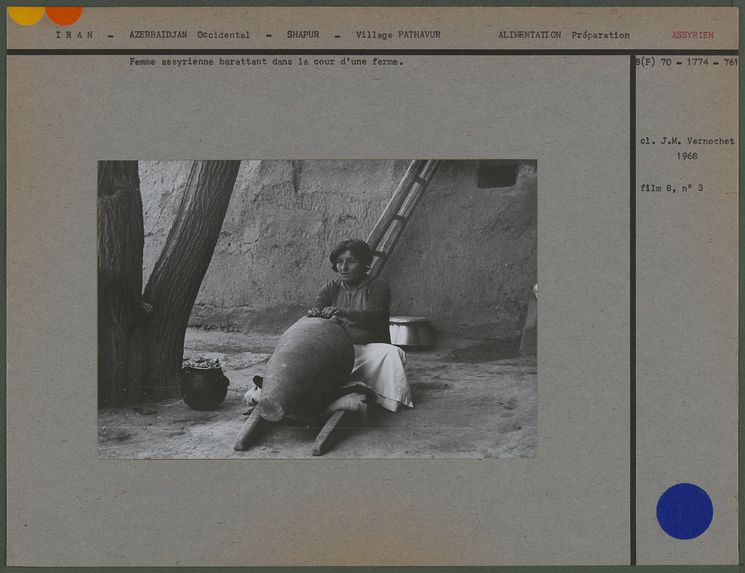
[98, 328, 537, 459]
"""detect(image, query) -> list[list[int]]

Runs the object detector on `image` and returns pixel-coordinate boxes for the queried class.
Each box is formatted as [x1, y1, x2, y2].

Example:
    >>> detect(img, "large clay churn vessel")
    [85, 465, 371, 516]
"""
[259, 316, 355, 423]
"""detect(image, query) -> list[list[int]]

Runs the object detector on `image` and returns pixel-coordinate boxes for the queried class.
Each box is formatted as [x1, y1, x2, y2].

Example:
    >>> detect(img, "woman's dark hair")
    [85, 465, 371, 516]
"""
[329, 239, 374, 272]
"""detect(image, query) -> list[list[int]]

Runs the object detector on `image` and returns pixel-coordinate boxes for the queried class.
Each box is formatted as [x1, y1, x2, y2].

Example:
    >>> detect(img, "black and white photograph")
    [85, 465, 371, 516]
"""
[97, 159, 537, 458]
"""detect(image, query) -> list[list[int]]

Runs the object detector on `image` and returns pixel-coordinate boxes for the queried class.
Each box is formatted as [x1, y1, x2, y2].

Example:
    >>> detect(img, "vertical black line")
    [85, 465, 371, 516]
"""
[629, 54, 637, 566]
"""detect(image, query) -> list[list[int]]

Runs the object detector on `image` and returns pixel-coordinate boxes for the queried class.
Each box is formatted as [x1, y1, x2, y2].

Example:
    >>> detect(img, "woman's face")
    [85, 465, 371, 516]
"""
[336, 250, 366, 284]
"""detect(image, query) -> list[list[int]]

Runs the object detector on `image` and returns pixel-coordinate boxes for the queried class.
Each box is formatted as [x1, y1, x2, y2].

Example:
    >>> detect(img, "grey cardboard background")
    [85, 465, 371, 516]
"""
[4, 6, 739, 567]
[635, 60, 738, 564]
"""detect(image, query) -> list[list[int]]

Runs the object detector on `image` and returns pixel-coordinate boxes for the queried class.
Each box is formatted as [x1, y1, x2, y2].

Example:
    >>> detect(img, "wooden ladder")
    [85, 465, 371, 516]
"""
[366, 160, 441, 278]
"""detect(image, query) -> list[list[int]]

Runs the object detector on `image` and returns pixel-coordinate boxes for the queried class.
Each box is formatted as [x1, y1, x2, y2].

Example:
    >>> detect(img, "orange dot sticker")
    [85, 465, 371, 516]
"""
[45, 6, 82, 26]
[7, 7, 44, 26]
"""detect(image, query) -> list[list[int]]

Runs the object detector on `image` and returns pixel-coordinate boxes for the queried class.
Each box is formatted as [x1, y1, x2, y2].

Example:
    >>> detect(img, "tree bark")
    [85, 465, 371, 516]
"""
[143, 161, 241, 398]
[97, 161, 146, 407]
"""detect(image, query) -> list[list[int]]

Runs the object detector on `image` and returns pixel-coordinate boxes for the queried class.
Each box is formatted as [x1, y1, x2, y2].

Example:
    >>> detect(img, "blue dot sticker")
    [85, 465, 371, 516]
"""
[656, 483, 713, 539]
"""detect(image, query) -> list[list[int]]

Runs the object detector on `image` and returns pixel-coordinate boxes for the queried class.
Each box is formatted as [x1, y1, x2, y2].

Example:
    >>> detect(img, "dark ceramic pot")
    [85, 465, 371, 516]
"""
[181, 367, 230, 411]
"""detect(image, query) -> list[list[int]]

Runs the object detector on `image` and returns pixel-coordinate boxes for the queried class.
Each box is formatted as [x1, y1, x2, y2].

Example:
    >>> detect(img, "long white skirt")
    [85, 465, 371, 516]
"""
[351, 343, 413, 412]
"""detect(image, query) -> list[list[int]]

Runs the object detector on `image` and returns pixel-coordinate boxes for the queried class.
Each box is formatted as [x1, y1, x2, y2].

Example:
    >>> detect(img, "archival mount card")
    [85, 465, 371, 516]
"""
[5, 5, 739, 567]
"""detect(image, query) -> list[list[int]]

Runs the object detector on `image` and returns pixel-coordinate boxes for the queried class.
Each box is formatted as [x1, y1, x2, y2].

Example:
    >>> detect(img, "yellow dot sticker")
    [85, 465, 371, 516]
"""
[8, 6, 45, 26]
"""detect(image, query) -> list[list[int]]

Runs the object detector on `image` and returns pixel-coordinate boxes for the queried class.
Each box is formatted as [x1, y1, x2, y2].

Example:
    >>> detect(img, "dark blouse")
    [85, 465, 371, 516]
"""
[313, 275, 391, 344]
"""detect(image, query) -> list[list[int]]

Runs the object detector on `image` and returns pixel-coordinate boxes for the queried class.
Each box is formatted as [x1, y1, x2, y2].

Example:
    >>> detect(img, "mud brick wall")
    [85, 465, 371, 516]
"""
[140, 159, 536, 339]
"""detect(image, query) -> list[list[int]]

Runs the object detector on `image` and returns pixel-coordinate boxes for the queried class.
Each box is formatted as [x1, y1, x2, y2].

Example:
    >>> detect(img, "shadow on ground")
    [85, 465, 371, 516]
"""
[98, 328, 537, 459]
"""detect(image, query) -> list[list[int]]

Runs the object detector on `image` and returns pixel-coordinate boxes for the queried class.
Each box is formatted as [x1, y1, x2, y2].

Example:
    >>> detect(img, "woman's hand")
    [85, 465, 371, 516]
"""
[308, 307, 348, 319]
[321, 306, 342, 318]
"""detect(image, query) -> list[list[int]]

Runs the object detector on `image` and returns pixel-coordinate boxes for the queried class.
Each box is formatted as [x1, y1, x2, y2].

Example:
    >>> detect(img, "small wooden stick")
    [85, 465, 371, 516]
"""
[234, 407, 263, 451]
[312, 410, 346, 456]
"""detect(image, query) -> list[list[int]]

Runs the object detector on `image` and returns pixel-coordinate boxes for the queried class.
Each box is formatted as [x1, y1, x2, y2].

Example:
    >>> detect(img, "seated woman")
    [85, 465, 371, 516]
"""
[309, 239, 413, 413]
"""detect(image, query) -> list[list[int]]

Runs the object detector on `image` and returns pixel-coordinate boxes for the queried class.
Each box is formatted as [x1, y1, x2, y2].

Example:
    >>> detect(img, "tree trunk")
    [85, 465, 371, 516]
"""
[143, 161, 241, 398]
[97, 161, 146, 407]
